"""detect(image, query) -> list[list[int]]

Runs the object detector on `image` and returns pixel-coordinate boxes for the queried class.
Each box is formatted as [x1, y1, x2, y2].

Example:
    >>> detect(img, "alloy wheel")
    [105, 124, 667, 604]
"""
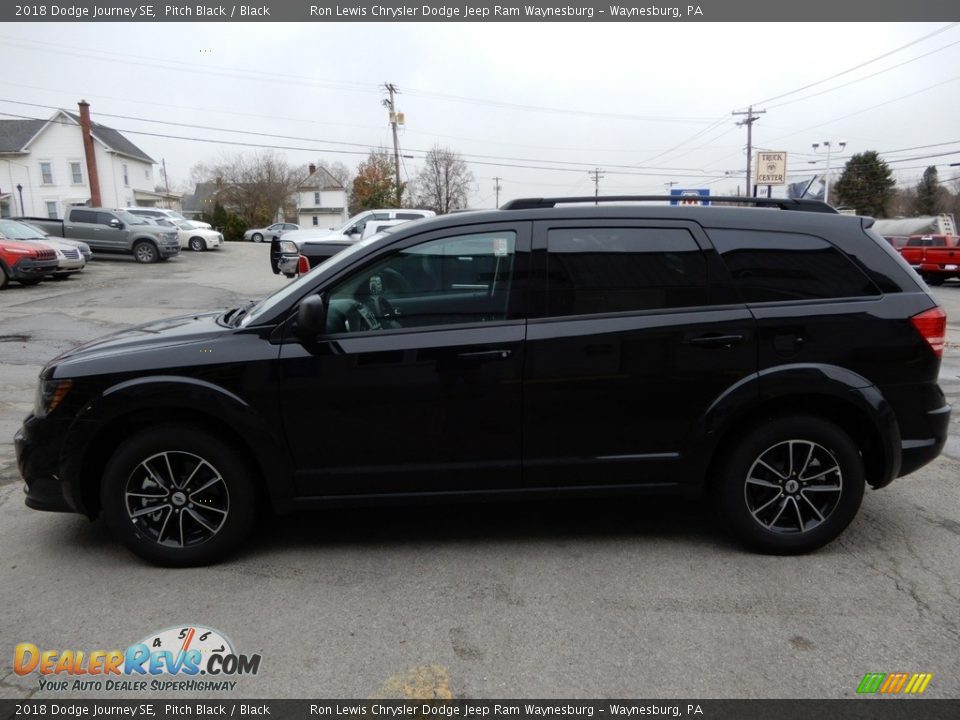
[743, 439, 843, 535]
[124, 451, 230, 548]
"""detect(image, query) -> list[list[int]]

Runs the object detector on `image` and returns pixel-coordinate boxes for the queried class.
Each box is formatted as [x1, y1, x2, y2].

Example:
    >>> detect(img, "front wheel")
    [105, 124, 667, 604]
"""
[189, 237, 206, 252]
[101, 426, 257, 566]
[924, 274, 945, 286]
[18, 278, 42, 286]
[133, 241, 159, 264]
[716, 416, 864, 554]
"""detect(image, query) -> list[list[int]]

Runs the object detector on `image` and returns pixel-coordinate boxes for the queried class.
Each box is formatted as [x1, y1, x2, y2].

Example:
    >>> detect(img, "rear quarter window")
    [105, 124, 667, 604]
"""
[709, 229, 880, 303]
[69, 209, 97, 224]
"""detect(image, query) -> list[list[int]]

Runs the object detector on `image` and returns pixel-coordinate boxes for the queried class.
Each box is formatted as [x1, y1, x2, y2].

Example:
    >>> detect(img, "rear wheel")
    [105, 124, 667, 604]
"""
[189, 237, 206, 252]
[133, 241, 158, 264]
[101, 426, 257, 566]
[924, 274, 944, 286]
[251, 233, 263, 243]
[717, 416, 864, 554]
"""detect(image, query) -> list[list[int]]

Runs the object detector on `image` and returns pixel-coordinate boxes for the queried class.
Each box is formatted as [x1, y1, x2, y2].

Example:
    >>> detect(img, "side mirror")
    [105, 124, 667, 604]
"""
[296, 295, 326, 337]
[109, 218, 122, 229]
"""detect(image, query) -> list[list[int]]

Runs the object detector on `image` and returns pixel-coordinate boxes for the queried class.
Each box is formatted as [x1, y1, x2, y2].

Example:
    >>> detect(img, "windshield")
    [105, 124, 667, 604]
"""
[239, 234, 384, 327]
[177, 220, 198, 229]
[0, 219, 46, 240]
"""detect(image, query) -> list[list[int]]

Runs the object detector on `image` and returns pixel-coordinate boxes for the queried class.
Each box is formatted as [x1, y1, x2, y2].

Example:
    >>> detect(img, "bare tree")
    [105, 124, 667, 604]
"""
[195, 151, 302, 226]
[413, 145, 474, 214]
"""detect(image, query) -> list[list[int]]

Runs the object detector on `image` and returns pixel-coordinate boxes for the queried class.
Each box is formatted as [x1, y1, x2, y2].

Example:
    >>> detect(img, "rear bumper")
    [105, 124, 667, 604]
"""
[899, 403, 951, 477]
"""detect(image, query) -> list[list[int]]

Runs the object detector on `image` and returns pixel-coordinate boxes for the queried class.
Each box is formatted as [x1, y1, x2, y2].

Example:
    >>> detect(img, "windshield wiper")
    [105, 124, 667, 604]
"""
[230, 300, 258, 326]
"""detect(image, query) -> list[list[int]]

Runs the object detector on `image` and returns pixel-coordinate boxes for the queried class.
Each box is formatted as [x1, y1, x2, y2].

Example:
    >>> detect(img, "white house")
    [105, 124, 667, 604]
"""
[0, 107, 164, 219]
[297, 164, 347, 229]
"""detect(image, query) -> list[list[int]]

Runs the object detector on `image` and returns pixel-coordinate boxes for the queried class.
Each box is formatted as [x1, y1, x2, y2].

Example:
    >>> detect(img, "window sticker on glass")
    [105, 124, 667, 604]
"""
[493, 237, 509, 257]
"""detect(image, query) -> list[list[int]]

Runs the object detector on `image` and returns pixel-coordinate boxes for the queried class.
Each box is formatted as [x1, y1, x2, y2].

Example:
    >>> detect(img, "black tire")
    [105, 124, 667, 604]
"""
[716, 416, 865, 554]
[133, 241, 159, 264]
[18, 278, 42, 286]
[251, 233, 263, 243]
[101, 426, 257, 566]
[0, 264, 7, 290]
[189, 237, 206, 252]
[52, 273, 72, 281]
[924, 274, 944, 286]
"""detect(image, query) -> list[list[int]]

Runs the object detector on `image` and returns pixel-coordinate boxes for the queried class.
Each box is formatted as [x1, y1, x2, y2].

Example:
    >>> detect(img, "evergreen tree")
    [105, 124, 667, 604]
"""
[833, 151, 895, 217]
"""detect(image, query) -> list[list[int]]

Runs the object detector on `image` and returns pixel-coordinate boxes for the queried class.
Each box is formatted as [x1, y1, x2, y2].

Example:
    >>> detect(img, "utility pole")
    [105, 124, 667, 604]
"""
[589, 168, 605, 204]
[732, 106, 765, 198]
[382, 83, 403, 206]
[161, 158, 170, 194]
[493, 177, 503, 207]
[664, 181, 678, 193]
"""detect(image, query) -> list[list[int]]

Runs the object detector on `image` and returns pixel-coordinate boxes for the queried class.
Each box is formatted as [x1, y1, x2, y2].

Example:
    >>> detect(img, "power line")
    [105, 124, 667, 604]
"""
[751, 22, 960, 106]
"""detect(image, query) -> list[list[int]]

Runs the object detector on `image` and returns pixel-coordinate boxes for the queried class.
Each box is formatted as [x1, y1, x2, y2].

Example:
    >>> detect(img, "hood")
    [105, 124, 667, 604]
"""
[0, 238, 46, 255]
[46, 312, 231, 379]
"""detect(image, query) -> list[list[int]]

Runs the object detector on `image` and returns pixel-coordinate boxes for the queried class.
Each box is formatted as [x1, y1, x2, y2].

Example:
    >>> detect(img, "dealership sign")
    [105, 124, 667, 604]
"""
[755, 151, 788, 185]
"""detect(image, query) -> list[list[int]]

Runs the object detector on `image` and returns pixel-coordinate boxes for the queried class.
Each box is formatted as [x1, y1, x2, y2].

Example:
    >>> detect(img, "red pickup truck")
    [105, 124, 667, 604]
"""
[899, 234, 960, 285]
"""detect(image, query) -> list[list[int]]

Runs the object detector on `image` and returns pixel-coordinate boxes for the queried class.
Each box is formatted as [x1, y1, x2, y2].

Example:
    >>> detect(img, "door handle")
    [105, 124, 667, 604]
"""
[457, 349, 513, 360]
[688, 334, 744, 348]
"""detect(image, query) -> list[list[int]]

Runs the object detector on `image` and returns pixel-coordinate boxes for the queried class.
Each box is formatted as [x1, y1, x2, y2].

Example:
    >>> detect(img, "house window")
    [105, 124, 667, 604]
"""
[40, 162, 54, 185]
[122, 164, 129, 187]
[70, 162, 83, 184]
[312, 216, 319, 226]
[314, 192, 320, 205]
[145, 168, 151, 180]
[45, 201, 58, 219]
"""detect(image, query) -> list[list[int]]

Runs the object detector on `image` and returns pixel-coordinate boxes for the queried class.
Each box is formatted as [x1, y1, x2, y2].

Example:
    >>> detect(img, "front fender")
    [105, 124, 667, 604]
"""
[61, 375, 296, 514]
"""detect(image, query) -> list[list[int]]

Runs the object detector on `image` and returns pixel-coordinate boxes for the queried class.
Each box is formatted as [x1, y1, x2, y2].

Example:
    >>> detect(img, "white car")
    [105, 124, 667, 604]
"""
[124, 207, 213, 230]
[282, 209, 435, 251]
[153, 218, 224, 252]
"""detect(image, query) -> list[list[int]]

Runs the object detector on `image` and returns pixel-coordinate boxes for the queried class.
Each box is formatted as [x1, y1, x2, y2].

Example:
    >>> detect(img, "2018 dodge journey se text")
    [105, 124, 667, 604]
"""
[15, 196, 951, 566]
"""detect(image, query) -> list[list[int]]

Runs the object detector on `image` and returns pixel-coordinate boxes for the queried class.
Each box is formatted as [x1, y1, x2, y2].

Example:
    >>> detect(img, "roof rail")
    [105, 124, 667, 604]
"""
[499, 195, 839, 214]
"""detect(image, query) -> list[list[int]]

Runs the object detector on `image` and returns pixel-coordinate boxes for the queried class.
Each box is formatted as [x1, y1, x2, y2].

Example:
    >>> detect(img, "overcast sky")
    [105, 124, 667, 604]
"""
[2, 21, 959, 207]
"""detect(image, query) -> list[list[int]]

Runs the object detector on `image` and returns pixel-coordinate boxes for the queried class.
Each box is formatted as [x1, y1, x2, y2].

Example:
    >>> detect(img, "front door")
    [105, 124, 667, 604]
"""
[279, 222, 530, 497]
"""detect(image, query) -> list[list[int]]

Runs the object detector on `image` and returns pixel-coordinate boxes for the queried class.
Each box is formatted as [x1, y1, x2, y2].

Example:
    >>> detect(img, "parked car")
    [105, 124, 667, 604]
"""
[14, 196, 950, 566]
[124, 207, 212, 230]
[271, 211, 434, 275]
[19, 208, 180, 263]
[152, 218, 224, 252]
[275, 220, 413, 277]
[244, 223, 299, 243]
[898, 234, 960, 285]
[17, 221, 93, 263]
[0, 219, 86, 279]
[0, 235, 58, 289]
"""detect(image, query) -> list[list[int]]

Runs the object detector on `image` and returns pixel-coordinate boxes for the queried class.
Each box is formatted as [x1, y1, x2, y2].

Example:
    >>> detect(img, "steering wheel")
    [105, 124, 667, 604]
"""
[379, 267, 411, 295]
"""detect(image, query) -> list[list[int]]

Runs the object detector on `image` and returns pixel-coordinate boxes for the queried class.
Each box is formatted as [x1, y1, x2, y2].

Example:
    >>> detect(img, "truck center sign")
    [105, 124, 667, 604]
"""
[755, 151, 788, 186]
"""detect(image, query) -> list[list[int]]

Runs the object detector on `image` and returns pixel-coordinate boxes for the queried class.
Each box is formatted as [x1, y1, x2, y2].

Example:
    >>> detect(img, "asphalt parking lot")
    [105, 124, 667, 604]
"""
[0, 244, 958, 700]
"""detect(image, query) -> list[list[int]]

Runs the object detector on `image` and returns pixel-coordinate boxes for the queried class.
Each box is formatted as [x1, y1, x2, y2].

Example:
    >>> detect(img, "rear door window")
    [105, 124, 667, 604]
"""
[545, 227, 708, 317]
[69, 209, 97, 224]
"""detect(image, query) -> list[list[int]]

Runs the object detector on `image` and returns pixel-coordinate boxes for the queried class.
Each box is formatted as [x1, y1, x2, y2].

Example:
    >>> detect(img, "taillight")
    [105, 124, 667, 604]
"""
[297, 255, 309, 275]
[911, 306, 947, 357]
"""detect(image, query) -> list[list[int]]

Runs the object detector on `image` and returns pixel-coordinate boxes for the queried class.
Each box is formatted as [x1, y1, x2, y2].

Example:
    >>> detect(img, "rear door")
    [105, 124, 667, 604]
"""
[523, 219, 757, 489]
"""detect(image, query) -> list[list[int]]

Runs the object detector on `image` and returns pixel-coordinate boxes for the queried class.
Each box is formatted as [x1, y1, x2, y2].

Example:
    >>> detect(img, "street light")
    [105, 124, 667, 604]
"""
[812, 140, 846, 205]
[16, 183, 24, 216]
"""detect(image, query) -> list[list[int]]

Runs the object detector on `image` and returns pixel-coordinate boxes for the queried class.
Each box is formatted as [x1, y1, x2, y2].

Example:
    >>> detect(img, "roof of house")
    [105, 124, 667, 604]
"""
[0, 119, 46, 153]
[181, 182, 221, 213]
[61, 111, 155, 164]
[299, 166, 345, 190]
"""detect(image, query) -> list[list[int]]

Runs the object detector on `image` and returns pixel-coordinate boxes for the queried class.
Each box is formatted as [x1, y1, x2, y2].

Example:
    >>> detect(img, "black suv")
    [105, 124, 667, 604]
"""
[15, 197, 950, 566]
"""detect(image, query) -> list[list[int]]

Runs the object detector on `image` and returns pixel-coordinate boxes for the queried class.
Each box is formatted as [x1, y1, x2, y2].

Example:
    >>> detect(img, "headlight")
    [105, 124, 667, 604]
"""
[279, 240, 298, 254]
[34, 379, 73, 418]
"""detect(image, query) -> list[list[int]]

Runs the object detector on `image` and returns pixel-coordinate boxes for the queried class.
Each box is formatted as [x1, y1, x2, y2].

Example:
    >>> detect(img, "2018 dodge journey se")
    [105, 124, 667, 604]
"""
[15, 196, 951, 566]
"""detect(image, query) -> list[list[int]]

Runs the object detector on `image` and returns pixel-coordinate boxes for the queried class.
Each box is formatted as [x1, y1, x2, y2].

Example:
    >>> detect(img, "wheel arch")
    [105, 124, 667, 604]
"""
[688, 365, 901, 493]
[63, 377, 295, 519]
